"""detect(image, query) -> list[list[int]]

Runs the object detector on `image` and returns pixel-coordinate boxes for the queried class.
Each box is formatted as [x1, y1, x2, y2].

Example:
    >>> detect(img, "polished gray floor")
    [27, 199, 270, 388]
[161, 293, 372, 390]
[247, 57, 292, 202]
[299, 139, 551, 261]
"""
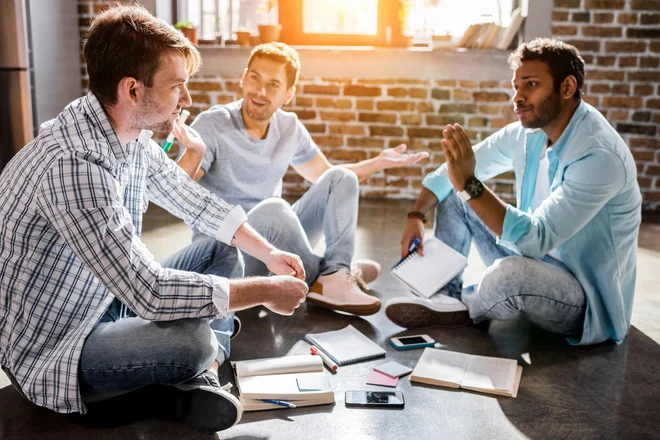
[1, 199, 659, 440]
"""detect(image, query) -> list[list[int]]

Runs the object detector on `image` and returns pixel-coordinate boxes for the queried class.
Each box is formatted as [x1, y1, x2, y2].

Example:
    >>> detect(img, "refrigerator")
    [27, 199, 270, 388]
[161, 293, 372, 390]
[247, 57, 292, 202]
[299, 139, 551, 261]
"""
[0, 0, 34, 171]
[0, 0, 81, 173]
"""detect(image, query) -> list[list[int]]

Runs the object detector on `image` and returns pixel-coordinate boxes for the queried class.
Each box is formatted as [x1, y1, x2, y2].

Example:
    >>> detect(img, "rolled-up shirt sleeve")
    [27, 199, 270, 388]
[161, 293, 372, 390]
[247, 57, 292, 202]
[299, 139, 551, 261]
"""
[500, 148, 626, 258]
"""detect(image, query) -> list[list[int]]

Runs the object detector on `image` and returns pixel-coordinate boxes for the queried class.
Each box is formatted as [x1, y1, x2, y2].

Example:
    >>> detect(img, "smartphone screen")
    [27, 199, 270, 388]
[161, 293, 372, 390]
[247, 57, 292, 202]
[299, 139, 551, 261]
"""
[345, 391, 405, 407]
[397, 336, 428, 345]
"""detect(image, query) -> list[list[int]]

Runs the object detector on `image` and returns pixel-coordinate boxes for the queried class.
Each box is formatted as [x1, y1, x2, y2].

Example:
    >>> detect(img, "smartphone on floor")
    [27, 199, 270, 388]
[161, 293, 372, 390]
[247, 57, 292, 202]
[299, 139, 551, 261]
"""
[345, 390, 405, 408]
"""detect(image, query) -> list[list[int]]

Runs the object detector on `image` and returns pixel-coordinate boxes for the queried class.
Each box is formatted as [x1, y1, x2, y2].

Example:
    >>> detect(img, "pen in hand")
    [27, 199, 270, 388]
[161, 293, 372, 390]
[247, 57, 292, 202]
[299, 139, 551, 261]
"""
[394, 237, 421, 267]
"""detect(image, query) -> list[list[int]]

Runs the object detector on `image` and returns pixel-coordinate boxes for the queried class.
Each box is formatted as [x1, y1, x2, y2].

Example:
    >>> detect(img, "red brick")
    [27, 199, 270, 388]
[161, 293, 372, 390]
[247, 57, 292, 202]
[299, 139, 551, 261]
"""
[224, 81, 242, 93]
[640, 13, 660, 24]
[630, 137, 660, 148]
[603, 97, 645, 108]
[638, 176, 652, 188]
[346, 138, 385, 148]
[302, 123, 327, 133]
[631, 0, 660, 11]
[312, 135, 344, 147]
[396, 79, 430, 85]
[640, 56, 660, 68]
[555, 0, 581, 7]
[632, 150, 655, 161]
[295, 96, 314, 107]
[632, 111, 652, 122]
[468, 117, 489, 128]
[479, 81, 500, 89]
[477, 105, 502, 115]
[356, 100, 374, 110]
[293, 110, 317, 120]
[387, 87, 408, 98]
[634, 84, 654, 95]
[325, 149, 368, 161]
[606, 41, 647, 53]
[618, 57, 638, 68]
[408, 128, 443, 138]
[563, 39, 601, 52]
[328, 125, 366, 135]
[358, 112, 397, 123]
[571, 12, 591, 23]
[608, 110, 630, 121]
[357, 79, 395, 85]
[652, 42, 660, 53]
[369, 126, 405, 137]
[427, 115, 466, 126]
[417, 102, 435, 113]
[596, 55, 616, 67]
[590, 84, 611, 94]
[438, 103, 476, 114]
[385, 167, 426, 177]
[431, 89, 451, 100]
[627, 27, 660, 38]
[583, 26, 621, 37]
[409, 88, 429, 99]
[612, 84, 630, 95]
[319, 111, 355, 122]
[473, 92, 510, 102]
[617, 124, 657, 136]
[628, 71, 660, 82]
[302, 84, 341, 95]
[401, 114, 423, 125]
[459, 81, 478, 88]
[618, 13, 638, 24]
[594, 13, 615, 23]
[647, 99, 660, 109]
[553, 11, 570, 21]
[187, 81, 223, 91]
[344, 85, 382, 97]
[553, 26, 578, 36]
[587, 70, 625, 81]
[453, 90, 473, 101]
[646, 166, 660, 176]
[377, 101, 416, 111]
[190, 93, 211, 104]
[435, 80, 456, 87]
[585, 0, 625, 8]
[316, 98, 352, 109]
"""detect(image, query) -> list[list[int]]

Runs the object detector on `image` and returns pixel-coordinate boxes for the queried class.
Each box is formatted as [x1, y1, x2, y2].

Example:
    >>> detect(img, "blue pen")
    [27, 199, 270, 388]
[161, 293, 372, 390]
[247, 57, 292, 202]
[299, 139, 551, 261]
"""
[260, 399, 297, 408]
[394, 237, 421, 267]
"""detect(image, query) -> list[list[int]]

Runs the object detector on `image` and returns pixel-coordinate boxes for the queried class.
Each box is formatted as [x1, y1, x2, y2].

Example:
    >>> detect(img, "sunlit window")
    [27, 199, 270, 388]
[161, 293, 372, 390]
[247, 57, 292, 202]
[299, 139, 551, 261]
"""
[302, 0, 378, 35]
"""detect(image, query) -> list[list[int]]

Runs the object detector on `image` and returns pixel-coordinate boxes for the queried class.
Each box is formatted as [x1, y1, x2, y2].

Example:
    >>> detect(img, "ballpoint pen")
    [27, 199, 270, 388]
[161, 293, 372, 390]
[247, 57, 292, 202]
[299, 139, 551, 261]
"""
[394, 237, 421, 267]
[260, 399, 297, 408]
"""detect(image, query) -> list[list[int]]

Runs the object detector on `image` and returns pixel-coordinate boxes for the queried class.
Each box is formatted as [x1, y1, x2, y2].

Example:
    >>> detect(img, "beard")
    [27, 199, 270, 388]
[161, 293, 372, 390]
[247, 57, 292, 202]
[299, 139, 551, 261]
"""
[243, 94, 275, 121]
[518, 91, 562, 129]
[131, 88, 176, 134]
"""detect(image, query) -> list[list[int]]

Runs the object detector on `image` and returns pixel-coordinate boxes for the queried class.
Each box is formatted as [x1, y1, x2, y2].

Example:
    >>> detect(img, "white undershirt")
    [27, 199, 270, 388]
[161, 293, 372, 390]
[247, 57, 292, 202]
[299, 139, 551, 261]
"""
[531, 144, 563, 262]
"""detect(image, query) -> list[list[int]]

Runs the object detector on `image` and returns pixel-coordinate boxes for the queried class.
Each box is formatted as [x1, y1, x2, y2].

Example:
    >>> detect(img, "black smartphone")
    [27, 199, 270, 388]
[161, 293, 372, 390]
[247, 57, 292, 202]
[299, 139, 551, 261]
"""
[345, 390, 405, 408]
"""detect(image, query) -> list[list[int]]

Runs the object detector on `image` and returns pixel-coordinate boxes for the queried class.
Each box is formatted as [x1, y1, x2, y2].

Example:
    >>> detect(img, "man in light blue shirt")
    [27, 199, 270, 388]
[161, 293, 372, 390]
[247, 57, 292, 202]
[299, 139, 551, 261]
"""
[386, 38, 641, 346]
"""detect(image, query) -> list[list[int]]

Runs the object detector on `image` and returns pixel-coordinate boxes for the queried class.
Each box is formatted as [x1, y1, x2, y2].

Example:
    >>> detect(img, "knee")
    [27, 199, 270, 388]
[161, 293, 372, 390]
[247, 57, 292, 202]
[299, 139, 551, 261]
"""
[478, 256, 527, 301]
[248, 198, 295, 225]
[166, 319, 218, 378]
[324, 166, 359, 191]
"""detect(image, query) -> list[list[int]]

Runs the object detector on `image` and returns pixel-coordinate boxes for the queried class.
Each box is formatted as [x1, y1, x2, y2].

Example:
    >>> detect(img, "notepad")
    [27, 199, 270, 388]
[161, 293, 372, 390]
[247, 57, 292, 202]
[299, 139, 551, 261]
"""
[392, 237, 468, 298]
[410, 348, 523, 398]
[304, 325, 386, 366]
[231, 355, 335, 411]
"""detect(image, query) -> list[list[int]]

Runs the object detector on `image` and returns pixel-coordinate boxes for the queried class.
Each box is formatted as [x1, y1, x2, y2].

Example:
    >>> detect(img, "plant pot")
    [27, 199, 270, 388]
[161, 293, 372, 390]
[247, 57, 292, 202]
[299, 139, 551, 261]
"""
[180, 27, 198, 45]
[236, 31, 251, 46]
[258, 24, 282, 43]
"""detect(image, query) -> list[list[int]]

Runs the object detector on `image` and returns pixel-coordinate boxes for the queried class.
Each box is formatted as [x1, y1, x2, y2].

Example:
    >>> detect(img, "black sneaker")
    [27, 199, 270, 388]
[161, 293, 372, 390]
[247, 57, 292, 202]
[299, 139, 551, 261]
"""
[231, 315, 241, 340]
[173, 371, 243, 432]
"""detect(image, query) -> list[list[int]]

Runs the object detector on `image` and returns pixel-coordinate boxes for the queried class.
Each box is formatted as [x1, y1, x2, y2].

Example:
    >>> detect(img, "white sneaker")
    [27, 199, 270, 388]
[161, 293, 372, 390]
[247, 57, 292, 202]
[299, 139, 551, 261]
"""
[350, 259, 382, 291]
[384, 296, 470, 328]
[307, 269, 381, 315]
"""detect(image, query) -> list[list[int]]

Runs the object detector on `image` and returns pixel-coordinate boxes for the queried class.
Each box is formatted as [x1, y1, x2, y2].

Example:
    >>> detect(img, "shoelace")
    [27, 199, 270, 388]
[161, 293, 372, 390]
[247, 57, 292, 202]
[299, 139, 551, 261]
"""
[347, 269, 369, 291]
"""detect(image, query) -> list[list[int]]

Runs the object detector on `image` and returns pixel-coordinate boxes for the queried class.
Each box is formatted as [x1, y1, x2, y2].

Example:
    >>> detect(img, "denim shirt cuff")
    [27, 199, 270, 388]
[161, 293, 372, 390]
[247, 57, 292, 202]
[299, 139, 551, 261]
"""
[422, 167, 454, 204]
[501, 204, 532, 244]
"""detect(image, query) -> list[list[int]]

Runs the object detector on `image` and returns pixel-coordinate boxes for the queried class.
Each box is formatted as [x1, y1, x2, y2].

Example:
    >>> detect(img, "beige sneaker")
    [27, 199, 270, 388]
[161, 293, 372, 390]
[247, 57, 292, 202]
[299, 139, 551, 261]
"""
[307, 269, 381, 315]
[350, 259, 382, 291]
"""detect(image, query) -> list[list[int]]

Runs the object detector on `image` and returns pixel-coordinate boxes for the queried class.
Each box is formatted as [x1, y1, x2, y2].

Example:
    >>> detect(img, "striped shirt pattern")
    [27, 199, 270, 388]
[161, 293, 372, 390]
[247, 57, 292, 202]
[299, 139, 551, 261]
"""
[0, 93, 245, 413]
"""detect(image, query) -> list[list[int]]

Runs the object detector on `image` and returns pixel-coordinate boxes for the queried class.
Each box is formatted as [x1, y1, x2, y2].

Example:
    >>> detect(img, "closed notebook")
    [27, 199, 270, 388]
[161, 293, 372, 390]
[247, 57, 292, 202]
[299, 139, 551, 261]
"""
[392, 236, 468, 298]
[410, 348, 523, 398]
[231, 355, 335, 411]
[304, 325, 386, 366]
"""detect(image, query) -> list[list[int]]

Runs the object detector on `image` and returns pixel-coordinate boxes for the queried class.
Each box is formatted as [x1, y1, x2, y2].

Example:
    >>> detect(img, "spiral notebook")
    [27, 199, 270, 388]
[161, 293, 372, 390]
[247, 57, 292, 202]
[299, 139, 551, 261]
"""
[392, 237, 468, 298]
[304, 325, 386, 366]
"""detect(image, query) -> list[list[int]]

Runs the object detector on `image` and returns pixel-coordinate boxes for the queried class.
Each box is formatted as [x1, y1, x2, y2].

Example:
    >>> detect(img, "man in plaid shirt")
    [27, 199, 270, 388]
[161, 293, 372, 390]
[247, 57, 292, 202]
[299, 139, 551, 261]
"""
[0, 5, 308, 433]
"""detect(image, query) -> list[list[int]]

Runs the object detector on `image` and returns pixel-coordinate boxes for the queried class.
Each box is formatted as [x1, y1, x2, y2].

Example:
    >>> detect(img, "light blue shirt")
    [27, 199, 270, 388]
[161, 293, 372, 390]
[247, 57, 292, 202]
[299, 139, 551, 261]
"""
[423, 101, 642, 346]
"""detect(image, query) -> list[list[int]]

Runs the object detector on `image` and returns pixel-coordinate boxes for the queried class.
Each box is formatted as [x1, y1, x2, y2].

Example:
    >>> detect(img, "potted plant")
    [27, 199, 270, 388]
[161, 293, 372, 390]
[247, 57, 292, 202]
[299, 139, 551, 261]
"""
[175, 21, 198, 45]
[257, 0, 281, 43]
[236, 27, 252, 46]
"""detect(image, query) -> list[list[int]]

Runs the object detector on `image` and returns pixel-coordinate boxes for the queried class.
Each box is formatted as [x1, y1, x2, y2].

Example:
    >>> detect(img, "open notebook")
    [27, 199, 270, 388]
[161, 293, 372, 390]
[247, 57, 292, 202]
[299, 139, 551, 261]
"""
[410, 348, 523, 398]
[392, 237, 468, 298]
[304, 325, 386, 366]
[231, 355, 335, 411]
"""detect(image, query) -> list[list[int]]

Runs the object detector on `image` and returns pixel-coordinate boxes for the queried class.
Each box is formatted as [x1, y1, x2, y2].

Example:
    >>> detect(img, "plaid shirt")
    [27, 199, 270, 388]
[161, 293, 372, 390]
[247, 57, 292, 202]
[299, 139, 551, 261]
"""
[0, 93, 246, 413]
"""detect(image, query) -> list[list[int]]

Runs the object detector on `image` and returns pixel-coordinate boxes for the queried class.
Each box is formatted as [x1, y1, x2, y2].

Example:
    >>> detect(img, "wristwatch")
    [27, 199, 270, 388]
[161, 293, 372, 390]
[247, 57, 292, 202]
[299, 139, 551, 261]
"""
[457, 176, 484, 201]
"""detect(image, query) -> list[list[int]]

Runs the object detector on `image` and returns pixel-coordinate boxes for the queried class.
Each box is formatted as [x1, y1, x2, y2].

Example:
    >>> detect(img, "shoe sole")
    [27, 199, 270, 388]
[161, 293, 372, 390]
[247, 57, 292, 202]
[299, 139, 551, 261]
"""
[306, 293, 381, 316]
[175, 385, 243, 432]
[385, 302, 470, 329]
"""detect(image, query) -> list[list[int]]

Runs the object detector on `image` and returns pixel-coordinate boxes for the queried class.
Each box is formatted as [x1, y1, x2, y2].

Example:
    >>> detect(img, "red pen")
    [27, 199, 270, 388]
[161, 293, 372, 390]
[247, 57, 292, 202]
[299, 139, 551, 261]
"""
[310, 345, 338, 371]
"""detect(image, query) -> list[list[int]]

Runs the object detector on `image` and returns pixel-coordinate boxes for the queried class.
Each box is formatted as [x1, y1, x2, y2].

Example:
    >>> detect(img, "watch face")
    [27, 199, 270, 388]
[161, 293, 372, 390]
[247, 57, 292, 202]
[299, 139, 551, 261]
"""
[465, 177, 484, 198]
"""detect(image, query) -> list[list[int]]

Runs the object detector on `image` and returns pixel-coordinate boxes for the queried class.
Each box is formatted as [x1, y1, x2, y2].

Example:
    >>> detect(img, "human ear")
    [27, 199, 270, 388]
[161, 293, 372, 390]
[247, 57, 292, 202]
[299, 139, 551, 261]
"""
[284, 85, 296, 106]
[562, 75, 578, 100]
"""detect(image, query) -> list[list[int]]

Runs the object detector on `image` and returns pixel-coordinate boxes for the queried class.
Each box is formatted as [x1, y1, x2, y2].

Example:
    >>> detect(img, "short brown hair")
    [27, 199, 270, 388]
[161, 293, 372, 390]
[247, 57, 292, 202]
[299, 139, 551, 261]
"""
[508, 38, 585, 101]
[246, 43, 300, 89]
[83, 4, 201, 107]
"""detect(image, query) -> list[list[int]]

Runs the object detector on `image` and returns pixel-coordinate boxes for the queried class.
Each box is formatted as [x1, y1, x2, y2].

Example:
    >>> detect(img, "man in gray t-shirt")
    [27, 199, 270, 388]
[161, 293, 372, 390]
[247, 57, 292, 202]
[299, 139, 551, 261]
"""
[177, 43, 428, 316]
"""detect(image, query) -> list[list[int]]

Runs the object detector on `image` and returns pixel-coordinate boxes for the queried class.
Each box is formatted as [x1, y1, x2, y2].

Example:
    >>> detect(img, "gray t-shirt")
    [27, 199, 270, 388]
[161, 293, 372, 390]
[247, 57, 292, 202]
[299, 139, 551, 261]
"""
[192, 99, 320, 213]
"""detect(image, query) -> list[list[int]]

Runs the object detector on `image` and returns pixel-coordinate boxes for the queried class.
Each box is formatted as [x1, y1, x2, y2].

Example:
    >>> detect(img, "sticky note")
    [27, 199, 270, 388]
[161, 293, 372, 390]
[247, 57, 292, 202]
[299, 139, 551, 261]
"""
[374, 361, 413, 378]
[366, 370, 399, 387]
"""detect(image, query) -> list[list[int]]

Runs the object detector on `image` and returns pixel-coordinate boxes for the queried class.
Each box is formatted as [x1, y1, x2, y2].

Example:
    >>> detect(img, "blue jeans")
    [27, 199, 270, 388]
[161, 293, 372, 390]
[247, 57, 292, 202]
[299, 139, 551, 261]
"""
[434, 191, 586, 337]
[201, 166, 360, 285]
[79, 241, 243, 403]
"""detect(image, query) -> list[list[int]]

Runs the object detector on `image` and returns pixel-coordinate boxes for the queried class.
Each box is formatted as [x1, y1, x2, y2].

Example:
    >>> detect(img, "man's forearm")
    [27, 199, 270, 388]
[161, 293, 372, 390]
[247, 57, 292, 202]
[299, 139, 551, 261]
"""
[466, 186, 506, 237]
[231, 222, 276, 262]
[177, 150, 204, 181]
[340, 158, 381, 183]
[412, 187, 440, 215]
[227, 277, 269, 311]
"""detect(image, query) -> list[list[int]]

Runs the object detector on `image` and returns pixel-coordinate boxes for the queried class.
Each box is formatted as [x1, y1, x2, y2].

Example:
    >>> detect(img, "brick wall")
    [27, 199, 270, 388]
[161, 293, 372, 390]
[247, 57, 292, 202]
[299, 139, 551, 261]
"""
[552, 0, 660, 211]
[78, 0, 659, 211]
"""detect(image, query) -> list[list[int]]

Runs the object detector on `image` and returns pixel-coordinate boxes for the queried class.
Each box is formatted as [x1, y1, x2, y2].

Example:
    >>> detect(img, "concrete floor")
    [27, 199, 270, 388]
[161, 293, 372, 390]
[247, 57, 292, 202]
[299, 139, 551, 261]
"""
[1, 199, 659, 434]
